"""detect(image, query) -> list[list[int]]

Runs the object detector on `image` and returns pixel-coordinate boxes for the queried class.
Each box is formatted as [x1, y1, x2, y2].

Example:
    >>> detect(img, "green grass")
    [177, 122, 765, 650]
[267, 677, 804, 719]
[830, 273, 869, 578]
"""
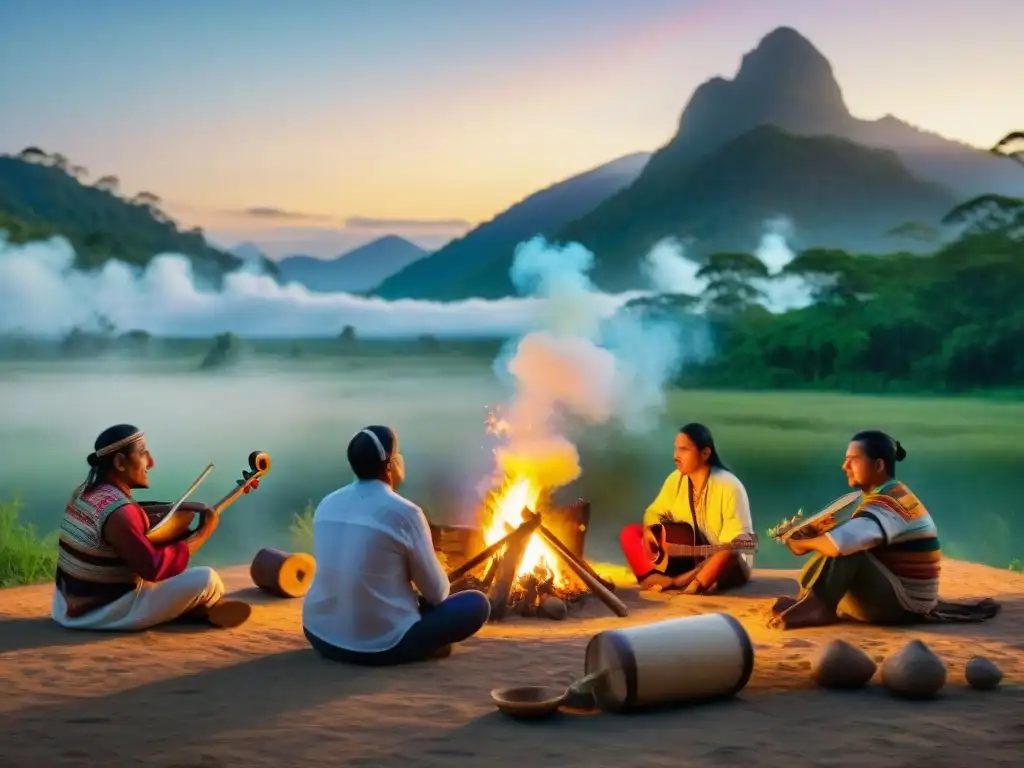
[289, 502, 315, 553]
[0, 498, 58, 587]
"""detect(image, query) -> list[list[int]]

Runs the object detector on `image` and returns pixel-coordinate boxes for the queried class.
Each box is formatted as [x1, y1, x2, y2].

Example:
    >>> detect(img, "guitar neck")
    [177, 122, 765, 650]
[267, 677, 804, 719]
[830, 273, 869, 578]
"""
[665, 542, 750, 557]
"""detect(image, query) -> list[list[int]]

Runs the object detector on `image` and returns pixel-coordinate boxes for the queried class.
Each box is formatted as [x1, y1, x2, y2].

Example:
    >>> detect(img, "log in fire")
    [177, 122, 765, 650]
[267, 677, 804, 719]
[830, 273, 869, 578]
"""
[432, 498, 628, 621]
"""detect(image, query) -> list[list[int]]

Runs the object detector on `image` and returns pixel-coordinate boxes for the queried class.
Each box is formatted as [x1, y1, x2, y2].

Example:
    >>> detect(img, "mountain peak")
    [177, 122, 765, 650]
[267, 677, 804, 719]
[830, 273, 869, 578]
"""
[362, 233, 415, 250]
[735, 27, 845, 112]
[742, 26, 824, 64]
[673, 27, 850, 151]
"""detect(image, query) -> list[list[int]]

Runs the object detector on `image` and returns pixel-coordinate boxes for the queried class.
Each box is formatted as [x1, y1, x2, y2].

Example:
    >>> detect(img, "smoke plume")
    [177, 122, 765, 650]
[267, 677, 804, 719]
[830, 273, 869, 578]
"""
[487, 235, 705, 493]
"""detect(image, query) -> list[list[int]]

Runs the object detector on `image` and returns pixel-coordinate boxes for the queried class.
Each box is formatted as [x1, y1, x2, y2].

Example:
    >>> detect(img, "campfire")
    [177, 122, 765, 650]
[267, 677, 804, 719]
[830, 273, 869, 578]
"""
[434, 475, 627, 622]
[429, 403, 628, 621]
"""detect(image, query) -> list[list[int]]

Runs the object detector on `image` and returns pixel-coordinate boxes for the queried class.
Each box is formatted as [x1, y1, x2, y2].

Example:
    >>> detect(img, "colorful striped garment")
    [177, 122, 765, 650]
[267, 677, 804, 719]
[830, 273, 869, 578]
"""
[852, 479, 941, 614]
[56, 483, 142, 609]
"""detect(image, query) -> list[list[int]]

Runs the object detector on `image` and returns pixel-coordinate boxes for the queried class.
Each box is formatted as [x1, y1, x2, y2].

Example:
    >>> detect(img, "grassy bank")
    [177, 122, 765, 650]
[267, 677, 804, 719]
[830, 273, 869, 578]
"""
[0, 498, 58, 587]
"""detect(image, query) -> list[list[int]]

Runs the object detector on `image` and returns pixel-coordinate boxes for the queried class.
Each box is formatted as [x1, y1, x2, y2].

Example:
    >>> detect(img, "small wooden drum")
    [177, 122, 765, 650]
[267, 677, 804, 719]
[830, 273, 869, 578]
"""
[583, 613, 754, 712]
[249, 548, 317, 598]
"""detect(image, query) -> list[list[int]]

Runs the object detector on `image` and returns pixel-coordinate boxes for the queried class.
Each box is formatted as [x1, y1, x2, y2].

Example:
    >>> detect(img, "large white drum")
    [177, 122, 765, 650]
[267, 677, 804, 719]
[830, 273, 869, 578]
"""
[583, 612, 754, 712]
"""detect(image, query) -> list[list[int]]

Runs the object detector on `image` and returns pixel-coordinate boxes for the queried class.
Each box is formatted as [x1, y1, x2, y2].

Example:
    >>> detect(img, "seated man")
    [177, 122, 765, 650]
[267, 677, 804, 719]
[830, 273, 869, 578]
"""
[769, 430, 999, 629]
[620, 423, 756, 594]
[52, 424, 251, 631]
[302, 425, 490, 665]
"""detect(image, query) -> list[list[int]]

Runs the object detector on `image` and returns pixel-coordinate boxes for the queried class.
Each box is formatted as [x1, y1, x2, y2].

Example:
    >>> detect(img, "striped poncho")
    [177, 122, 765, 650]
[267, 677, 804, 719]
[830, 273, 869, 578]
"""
[852, 479, 940, 615]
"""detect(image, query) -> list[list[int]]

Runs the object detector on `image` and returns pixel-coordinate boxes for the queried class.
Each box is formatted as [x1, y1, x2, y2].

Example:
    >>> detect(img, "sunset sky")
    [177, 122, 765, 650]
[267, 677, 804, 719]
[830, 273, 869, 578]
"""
[1, 0, 1021, 257]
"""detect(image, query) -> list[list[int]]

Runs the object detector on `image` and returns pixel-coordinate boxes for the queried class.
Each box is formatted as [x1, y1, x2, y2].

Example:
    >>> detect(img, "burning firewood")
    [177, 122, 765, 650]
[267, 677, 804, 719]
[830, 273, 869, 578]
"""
[489, 509, 541, 619]
[519, 574, 539, 617]
[443, 499, 627, 621]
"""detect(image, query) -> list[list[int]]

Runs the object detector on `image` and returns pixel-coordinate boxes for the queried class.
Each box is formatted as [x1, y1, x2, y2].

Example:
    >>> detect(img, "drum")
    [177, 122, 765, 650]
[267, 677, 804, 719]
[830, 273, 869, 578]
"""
[583, 613, 754, 712]
[249, 548, 317, 598]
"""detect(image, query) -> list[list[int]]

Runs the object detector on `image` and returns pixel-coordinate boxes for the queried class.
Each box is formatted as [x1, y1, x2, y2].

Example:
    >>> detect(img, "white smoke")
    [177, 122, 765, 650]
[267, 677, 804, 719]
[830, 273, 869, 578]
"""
[0, 218, 814, 343]
[481, 223, 816, 495]
[487, 235, 705, 492]
[640, 237, 707, 295]
[753, 216, 813, 312]
[0, 234, 644, 339]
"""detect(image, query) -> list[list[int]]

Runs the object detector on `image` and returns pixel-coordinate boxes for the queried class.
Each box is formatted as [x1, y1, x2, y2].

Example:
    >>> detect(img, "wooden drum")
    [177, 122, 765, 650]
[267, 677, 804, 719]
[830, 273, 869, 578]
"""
[249, 548, 317, 598]
[583, 613, 754, 712]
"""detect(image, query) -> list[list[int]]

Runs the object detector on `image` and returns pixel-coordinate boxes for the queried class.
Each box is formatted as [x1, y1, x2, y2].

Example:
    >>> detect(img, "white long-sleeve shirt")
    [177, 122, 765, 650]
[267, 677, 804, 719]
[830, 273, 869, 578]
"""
[825, 517, 886, 555]
[301, 479, 450, 653]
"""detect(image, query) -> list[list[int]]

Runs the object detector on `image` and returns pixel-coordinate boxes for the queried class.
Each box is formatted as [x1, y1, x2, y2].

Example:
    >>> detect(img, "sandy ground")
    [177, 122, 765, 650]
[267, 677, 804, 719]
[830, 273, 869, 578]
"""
[0, 560, 1022, 768]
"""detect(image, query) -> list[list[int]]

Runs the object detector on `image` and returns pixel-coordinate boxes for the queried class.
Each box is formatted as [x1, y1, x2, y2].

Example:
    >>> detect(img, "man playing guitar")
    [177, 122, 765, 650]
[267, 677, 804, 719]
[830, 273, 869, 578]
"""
[619, 423, 758, 593]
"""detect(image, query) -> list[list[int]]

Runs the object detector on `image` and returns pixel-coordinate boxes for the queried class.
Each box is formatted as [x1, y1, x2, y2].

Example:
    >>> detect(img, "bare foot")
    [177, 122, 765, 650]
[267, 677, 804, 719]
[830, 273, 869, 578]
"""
[681, 579, 709, 595]
[767, 594, 837, 630]
[669, 569, 701, 591]
[640, 574, 675, 591]
[770, 596, 798, 615]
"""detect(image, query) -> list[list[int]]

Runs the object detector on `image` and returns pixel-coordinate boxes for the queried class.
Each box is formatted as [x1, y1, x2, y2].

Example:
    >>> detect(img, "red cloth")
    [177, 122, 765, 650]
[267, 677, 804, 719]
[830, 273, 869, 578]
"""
[619, 523, 655, 579]
[103, 503, 190, 582]
[619, 523, 748, 589]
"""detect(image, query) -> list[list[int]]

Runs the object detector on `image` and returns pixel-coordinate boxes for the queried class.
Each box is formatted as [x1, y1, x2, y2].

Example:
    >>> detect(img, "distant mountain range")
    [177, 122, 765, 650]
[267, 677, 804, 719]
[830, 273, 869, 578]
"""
[272, 235, 428, 293]
[373, 26, 1022, 301]
[4, 26, 1020, 305]
[372, 152, 650, 299]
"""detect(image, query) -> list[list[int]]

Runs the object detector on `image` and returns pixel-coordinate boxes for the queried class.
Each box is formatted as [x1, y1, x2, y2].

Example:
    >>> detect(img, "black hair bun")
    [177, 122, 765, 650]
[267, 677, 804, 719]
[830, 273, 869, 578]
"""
[894, 440, 907, 462]
[86, 452, 98, 467]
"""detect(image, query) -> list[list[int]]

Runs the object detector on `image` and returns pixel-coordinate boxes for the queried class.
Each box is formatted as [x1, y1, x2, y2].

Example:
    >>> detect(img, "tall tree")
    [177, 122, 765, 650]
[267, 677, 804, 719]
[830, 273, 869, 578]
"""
[93, 175, 120, 194]
[991, 131, 1024, 167]
[696, 252, 769, 313]
[17, 146, 48, 163]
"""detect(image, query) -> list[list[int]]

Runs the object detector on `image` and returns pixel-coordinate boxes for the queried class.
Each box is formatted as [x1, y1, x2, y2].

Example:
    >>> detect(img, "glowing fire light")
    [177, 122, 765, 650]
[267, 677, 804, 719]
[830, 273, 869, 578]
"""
[482, 408, 565, 582]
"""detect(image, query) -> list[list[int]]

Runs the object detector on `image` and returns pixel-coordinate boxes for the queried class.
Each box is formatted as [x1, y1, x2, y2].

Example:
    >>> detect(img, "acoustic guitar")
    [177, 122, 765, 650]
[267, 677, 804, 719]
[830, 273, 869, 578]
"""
[647, 521, 759, 572]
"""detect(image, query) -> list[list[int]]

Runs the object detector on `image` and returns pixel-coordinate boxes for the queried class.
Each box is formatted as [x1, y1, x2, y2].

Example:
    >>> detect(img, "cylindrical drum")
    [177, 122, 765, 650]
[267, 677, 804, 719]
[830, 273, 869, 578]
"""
[249, 548, 317, 598]
[583, 613, 754, 712]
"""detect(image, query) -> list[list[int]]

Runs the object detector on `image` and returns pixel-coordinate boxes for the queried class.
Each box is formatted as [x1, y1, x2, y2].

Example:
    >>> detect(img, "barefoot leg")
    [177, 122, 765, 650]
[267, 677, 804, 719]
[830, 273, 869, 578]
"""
[768, 593, 838, 630]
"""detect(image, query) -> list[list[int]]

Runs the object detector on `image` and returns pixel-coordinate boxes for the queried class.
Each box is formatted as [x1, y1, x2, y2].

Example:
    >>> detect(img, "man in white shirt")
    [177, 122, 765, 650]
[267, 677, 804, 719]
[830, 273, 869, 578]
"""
[302, 425, 490, 665]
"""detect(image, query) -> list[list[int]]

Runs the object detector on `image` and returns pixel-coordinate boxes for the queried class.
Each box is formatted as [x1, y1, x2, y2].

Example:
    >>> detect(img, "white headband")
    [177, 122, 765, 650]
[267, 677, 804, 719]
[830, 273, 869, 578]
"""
[360, 429, 388, 462]
[95, 430, 144, 457]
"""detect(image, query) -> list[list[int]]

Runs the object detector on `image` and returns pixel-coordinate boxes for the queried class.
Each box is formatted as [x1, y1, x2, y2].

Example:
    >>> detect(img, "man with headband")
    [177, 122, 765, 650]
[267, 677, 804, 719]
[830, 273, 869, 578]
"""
[52, 424, 251, 631]
[302, 425, 491, 665]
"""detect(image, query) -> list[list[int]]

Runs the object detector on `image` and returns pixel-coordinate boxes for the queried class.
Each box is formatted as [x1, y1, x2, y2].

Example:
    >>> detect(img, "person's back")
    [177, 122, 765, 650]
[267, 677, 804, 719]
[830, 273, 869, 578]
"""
[301, 425, 490, 666]
[303, 479, 439, 652]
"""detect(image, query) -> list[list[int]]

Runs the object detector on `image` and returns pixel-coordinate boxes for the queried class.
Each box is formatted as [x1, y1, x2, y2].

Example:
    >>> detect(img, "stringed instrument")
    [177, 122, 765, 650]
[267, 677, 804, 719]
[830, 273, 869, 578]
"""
[647, 521, 759, 572]
[767, 491, 862, 543]
[145, 451, 272, 545]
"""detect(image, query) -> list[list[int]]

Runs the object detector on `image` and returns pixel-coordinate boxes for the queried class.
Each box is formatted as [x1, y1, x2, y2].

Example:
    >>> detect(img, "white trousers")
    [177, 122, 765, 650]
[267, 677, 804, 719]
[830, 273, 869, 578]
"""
[51, 566, 225, 631]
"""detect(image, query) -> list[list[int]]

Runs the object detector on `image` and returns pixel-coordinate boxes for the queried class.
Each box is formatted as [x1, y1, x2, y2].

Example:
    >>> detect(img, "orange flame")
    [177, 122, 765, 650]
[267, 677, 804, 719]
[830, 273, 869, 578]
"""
[482, 408, 563, 581]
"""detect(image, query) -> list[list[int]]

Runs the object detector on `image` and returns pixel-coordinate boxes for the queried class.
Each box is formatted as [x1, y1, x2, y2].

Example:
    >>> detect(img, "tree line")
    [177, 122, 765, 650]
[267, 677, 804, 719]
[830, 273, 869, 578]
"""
[677, 131, 1024, 394]
[0, 146, 257, 280]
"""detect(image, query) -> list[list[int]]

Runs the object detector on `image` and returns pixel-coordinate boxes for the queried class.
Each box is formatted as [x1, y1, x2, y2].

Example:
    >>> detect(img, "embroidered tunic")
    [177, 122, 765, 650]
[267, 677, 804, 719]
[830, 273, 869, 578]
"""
[828, 479, 941, 614]
[56, 483, 191, 615]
